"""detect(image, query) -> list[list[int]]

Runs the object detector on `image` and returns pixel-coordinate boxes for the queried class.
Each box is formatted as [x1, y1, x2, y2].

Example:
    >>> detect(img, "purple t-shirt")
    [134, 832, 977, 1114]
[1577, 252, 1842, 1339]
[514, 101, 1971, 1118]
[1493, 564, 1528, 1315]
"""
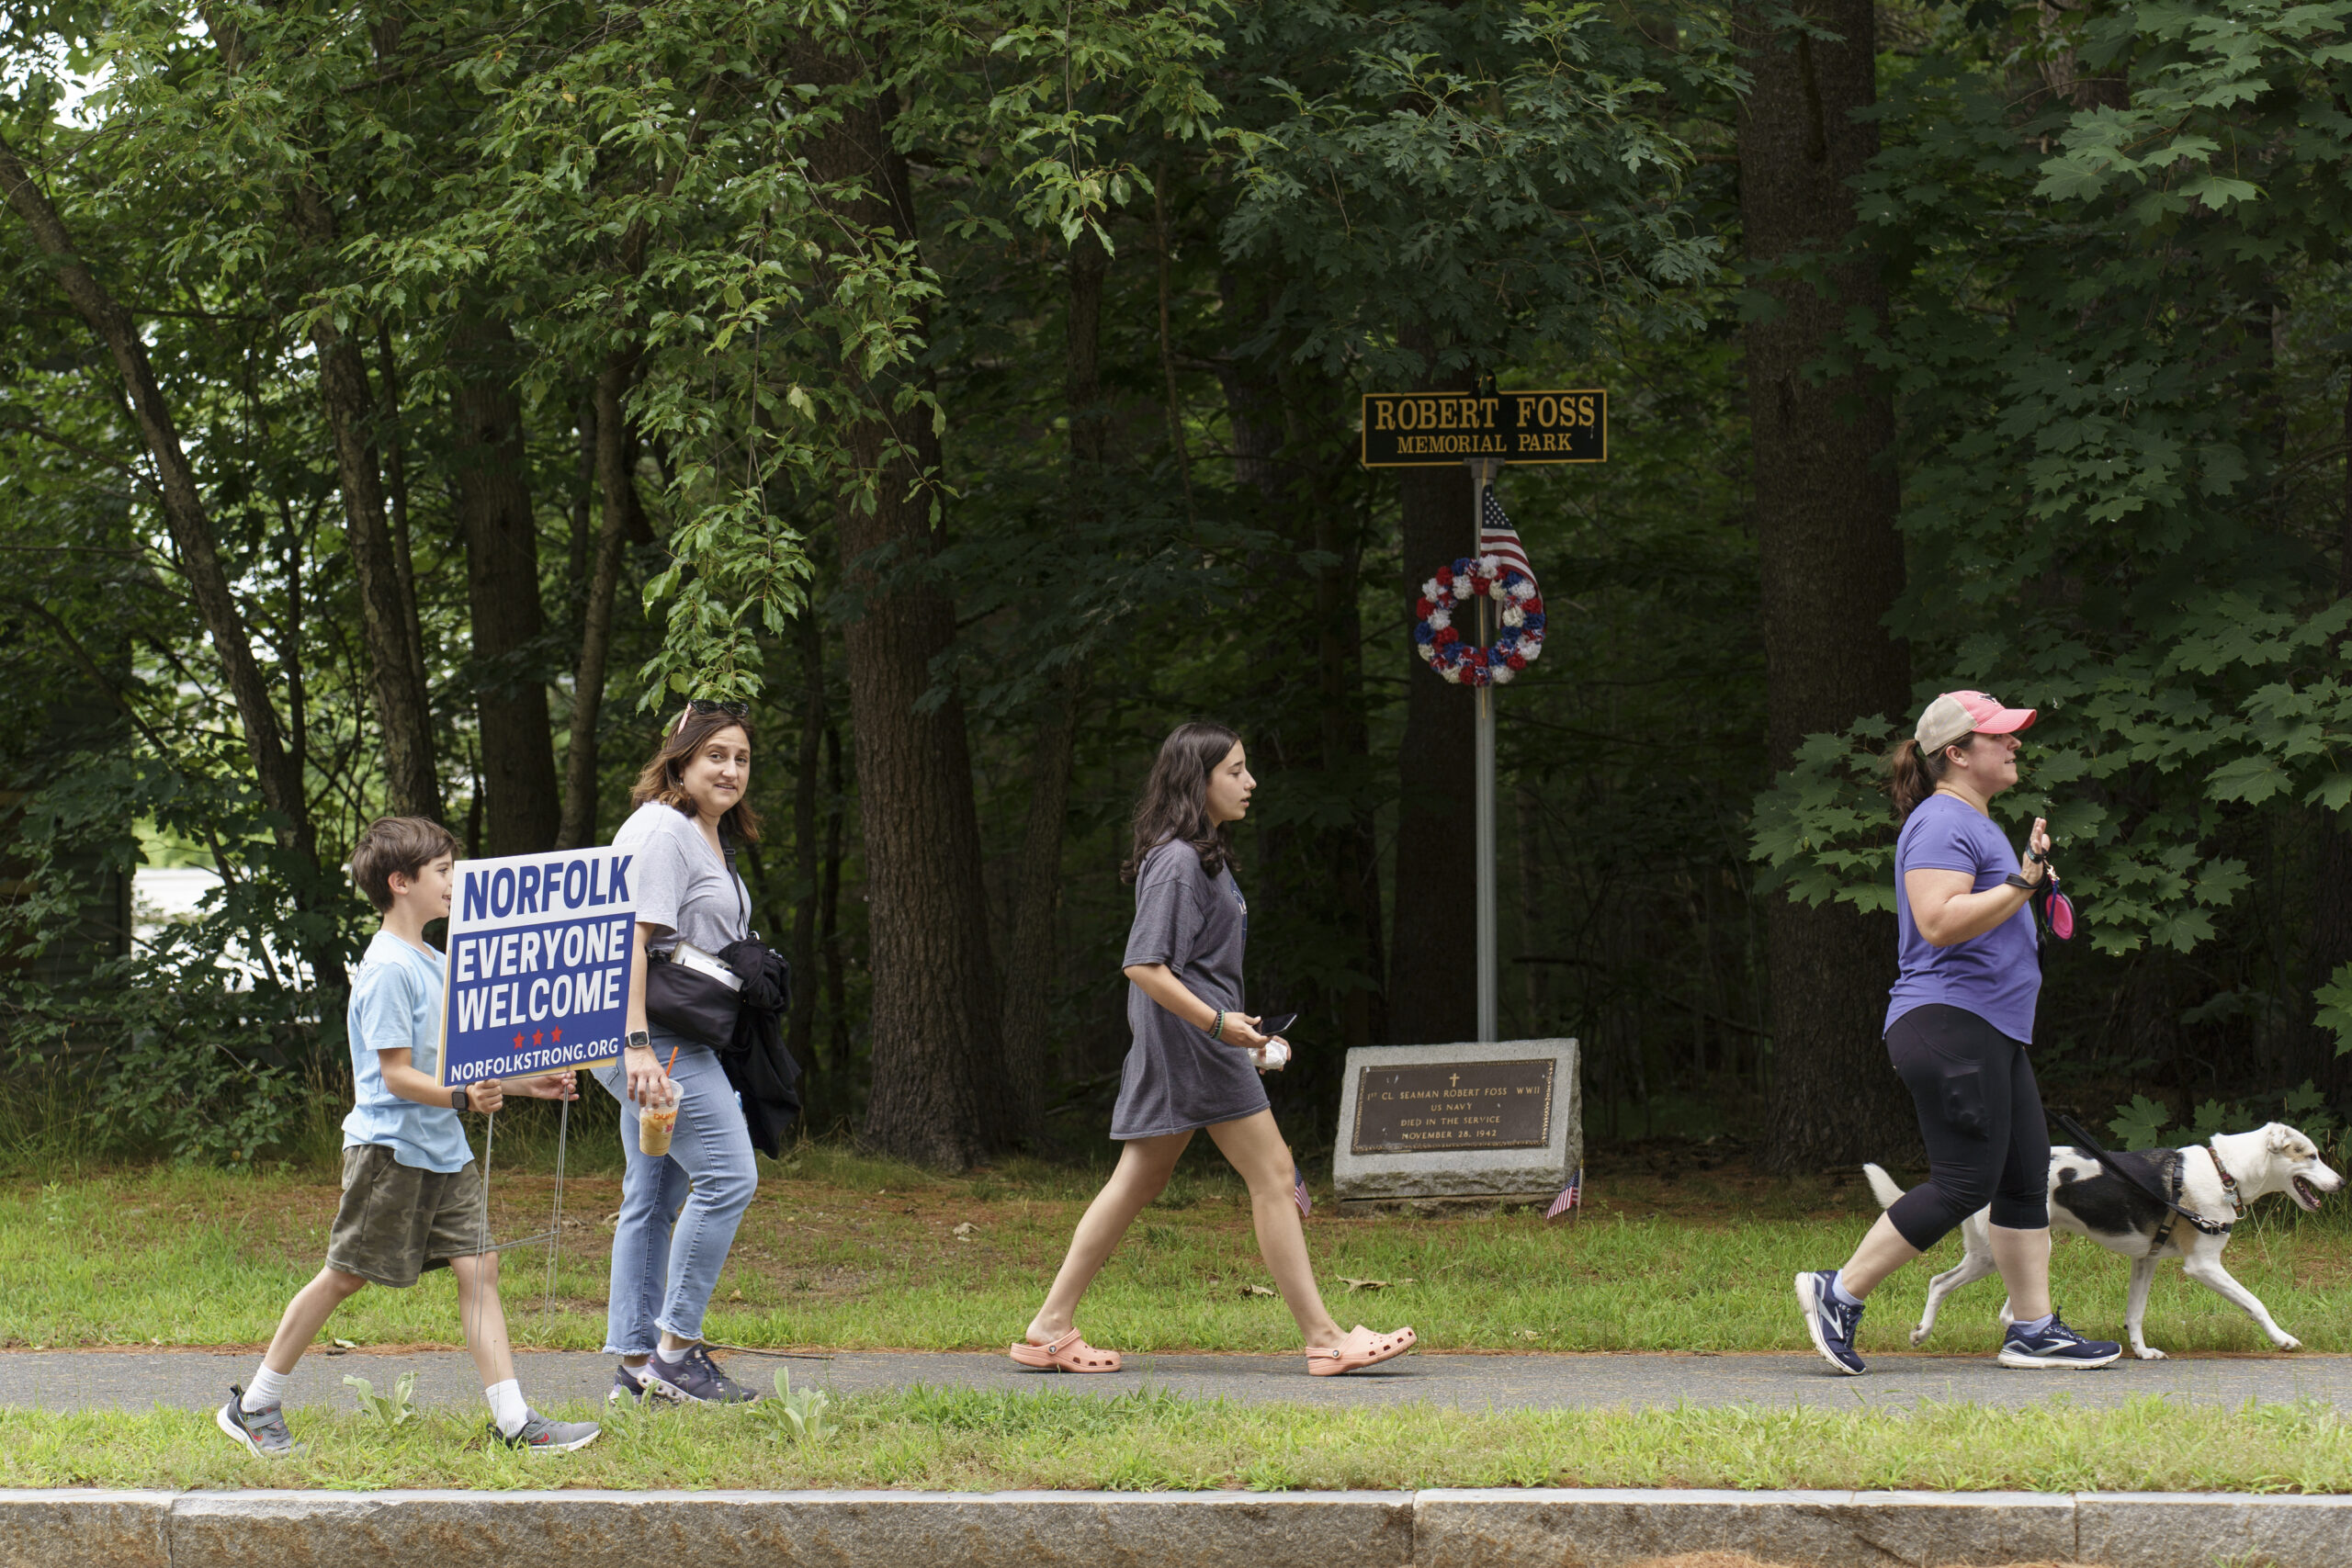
[1885, 794, 2041, 1043]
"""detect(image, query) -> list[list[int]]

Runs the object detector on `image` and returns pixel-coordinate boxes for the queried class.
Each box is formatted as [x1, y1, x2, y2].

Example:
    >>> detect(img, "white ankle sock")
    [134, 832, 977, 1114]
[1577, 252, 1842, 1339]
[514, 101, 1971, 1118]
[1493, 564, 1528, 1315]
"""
[485, 1379, 529, 1437]
[2013, 1312, 2055, 1337]
[243, 1365, 290, 1412]
[1829, 1272, 1864, 1309]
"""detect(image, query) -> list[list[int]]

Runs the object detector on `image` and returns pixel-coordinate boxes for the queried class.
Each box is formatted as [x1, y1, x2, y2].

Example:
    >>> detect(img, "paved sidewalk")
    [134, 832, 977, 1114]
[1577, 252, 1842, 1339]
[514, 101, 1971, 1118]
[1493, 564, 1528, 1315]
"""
[9, 1347, 2350, 1415]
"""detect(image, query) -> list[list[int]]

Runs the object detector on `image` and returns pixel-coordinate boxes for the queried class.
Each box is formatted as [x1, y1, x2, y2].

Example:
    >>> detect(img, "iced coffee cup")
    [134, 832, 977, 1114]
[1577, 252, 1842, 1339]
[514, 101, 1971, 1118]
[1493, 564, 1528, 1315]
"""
[637, 1089, 679, 1157]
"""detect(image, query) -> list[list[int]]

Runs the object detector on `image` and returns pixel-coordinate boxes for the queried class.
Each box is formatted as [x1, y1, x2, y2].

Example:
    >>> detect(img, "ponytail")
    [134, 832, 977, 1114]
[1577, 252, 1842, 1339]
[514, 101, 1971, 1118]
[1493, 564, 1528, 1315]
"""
[1890, 736, 1962, 819]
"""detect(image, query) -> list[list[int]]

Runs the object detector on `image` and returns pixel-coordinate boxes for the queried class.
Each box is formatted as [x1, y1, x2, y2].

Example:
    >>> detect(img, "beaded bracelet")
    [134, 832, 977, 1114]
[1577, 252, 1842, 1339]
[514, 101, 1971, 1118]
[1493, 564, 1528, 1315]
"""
[1209, 1010, 1226, 1040]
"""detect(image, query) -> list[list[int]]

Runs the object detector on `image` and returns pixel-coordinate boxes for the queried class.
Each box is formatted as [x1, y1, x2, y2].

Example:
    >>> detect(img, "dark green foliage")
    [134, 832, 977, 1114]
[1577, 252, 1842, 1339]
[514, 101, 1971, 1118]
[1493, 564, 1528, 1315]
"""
[13, 0, 2352, 1168]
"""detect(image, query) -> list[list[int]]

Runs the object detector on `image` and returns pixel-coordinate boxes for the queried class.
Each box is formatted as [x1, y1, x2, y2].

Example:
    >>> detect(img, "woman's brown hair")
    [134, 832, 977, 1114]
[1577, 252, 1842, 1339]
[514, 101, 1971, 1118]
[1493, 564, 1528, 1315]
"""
[631, 706, 763, 843]
[1890, 734, 1970, 820]
[1121, 720, 1242, 884]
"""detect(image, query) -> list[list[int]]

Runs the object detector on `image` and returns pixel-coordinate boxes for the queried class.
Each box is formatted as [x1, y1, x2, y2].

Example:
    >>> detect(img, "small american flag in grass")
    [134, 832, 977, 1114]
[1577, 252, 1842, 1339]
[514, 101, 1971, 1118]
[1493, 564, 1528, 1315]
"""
[1545, 1168, 1582, 1221]
[1294, 1165, 1313, 1219]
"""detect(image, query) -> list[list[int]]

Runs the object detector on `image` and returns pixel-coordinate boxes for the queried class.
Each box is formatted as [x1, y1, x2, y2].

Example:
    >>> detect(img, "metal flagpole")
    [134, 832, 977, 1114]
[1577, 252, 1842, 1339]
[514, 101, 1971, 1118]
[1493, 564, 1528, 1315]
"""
[1467, 457, 1501, 1044]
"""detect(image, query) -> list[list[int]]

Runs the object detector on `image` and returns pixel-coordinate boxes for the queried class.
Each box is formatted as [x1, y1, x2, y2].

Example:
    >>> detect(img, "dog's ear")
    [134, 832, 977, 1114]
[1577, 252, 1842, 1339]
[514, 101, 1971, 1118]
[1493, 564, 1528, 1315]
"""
[2266, 1122, 2304, 1156]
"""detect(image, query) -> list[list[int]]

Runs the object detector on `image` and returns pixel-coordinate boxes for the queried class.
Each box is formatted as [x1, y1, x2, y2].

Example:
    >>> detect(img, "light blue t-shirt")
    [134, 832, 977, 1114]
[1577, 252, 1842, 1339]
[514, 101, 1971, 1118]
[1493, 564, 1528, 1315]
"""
[1885, 794, 2042, 1043]
[343, 930, 471, 1172]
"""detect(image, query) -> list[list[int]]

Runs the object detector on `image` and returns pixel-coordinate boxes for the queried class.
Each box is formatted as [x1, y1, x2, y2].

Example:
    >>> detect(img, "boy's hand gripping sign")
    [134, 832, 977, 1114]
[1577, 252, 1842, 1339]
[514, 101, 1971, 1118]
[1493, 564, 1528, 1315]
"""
[438, 849, 637, 1088]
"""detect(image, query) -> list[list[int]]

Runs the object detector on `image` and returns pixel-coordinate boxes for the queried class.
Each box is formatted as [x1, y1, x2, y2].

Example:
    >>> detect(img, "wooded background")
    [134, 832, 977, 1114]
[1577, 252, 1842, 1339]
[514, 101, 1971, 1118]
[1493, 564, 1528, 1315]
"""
[6, 0, 2351, 1170]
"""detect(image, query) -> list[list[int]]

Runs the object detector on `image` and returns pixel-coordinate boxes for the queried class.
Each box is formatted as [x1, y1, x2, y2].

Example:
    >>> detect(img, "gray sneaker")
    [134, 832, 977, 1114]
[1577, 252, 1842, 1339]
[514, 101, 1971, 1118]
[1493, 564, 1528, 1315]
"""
[216, 1386, 300, 1458]
[496, 1409, 602, 1452]
[643, 1344, 759, 1404]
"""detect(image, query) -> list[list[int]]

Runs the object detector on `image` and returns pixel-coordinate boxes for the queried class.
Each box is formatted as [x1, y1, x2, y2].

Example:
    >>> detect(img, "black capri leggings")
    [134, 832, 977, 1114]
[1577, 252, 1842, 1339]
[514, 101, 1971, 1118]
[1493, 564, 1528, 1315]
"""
[1883, 1003, 2050, 1250]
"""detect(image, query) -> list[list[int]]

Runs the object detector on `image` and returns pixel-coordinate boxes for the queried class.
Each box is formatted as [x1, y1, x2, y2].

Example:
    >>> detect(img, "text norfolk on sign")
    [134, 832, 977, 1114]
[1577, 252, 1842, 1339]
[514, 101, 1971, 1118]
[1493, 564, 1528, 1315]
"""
[438, 848, 638, 1088]
[1361, 389, 1605, 468]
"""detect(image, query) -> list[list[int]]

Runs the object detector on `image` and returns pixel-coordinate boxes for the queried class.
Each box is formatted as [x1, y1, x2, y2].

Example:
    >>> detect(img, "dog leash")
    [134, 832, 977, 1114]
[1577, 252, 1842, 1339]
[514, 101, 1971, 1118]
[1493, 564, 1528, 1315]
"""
[2052, 1112, 2234, 1238]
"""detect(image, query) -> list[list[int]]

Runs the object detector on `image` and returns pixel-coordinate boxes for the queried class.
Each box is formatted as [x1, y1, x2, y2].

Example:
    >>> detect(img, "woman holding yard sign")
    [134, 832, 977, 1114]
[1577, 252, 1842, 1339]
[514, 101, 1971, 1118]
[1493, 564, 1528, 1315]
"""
[593, 703, 765, 1406]
[1011, 721, 1417, 1376]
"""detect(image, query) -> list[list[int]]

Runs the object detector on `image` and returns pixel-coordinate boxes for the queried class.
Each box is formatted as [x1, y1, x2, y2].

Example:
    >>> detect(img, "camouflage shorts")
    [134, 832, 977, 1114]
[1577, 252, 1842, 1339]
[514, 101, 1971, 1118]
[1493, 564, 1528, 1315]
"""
[324, 1145, 491, 1289]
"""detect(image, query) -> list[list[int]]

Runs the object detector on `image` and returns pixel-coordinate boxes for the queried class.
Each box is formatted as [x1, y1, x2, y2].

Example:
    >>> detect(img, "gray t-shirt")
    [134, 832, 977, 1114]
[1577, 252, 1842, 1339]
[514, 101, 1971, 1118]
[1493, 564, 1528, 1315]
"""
[612, 800, 750, 957]
[1110, 839, 1269, 1140]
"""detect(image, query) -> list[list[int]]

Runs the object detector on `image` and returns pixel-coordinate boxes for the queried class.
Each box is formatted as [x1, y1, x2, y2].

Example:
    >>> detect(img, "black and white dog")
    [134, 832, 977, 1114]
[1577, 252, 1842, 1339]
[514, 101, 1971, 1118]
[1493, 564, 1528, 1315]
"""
[1863, 1122, 2343, 1359]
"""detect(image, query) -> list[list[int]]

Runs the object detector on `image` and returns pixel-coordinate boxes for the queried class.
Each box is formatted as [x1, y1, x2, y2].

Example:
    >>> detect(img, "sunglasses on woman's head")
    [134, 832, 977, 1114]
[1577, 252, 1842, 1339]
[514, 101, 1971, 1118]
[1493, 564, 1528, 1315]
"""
[672, 698, 751, 738]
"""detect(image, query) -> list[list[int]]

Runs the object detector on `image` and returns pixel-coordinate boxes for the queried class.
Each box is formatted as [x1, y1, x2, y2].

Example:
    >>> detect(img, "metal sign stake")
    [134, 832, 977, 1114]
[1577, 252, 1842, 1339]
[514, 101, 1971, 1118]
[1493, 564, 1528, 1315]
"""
[1467, 456, 1503, 1044]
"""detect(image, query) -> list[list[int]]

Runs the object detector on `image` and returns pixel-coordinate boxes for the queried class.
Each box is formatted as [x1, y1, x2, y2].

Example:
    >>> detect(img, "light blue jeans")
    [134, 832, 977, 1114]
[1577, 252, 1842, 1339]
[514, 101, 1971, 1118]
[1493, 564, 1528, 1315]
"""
[592, 1031, 757, 1352]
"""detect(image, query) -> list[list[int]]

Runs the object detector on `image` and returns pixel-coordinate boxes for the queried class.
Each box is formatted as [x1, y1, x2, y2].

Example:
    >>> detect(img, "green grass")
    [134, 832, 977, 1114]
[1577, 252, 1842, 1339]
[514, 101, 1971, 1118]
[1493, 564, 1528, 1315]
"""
[6, 1137, 2350, 1356]
[7, 1385, 2352, 1493]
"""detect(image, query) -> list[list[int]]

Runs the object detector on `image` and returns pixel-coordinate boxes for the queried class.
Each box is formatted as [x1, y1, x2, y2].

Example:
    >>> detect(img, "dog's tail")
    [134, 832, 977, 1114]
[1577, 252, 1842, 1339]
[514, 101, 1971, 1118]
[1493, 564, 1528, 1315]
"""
[1861, 1162, 1906, 1211]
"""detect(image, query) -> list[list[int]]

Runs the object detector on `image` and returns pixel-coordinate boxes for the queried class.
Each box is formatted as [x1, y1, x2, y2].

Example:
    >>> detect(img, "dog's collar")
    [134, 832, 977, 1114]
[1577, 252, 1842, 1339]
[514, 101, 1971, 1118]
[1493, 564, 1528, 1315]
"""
[2207, 1139, 2244, 1205]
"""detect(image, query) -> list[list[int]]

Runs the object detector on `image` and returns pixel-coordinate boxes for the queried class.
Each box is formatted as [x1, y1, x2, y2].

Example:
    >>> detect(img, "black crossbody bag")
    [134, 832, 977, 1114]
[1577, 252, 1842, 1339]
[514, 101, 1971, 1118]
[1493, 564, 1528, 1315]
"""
[643, 839, 749, 1049]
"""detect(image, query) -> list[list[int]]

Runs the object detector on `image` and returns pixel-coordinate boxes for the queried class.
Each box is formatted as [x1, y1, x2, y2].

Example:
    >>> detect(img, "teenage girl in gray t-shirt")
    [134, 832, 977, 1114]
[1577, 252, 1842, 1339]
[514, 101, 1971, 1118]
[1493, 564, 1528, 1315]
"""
[1010, 721, 1416, 1378]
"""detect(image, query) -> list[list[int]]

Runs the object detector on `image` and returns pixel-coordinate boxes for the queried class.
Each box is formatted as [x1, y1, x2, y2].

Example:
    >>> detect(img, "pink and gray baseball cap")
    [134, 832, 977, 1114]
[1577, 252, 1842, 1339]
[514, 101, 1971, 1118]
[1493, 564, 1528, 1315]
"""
[1916, 690, 2035, 752]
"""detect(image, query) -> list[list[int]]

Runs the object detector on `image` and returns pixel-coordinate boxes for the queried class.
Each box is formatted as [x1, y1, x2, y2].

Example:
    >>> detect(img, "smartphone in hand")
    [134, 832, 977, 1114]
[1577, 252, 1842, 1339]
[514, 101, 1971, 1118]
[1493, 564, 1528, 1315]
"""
[1250, 1011, 1297, 1072]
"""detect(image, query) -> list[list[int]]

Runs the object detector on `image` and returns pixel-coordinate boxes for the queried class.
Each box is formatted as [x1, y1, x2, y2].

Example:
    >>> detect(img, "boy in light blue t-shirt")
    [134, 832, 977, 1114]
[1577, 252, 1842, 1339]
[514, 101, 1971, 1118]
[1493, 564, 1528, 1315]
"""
[216, 817, 597, 1458]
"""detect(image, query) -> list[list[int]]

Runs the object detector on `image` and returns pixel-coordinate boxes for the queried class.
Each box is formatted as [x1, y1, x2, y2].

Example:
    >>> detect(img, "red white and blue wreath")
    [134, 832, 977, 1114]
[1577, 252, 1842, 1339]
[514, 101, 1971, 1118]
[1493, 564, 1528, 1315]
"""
[1414, 556, 1546, 687]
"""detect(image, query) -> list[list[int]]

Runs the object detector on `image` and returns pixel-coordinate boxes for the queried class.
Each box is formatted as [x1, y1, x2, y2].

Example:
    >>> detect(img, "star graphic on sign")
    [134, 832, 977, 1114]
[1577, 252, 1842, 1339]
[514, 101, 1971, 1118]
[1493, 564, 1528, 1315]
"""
[551, 1028, 562, 1043]
[513, 1032, 525, 1049]
[533, 1031, 545, 1046]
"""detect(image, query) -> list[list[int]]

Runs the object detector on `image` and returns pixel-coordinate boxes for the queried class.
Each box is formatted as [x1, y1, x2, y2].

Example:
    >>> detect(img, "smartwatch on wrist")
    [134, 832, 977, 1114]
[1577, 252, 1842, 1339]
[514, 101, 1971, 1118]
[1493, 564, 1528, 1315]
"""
[450, 1087, 469, 1111]
[627, 1029, 650, 1052]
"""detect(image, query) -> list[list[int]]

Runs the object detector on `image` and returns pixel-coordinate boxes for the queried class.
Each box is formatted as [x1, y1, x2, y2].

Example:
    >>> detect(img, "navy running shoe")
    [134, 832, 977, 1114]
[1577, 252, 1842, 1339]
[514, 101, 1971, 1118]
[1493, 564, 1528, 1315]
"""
[1795, 1269, 1866, 1376]
[642, 1343, 760, 1404]
[608, 1361, 665, 1405]
[1998, 1312, 2122, 1370]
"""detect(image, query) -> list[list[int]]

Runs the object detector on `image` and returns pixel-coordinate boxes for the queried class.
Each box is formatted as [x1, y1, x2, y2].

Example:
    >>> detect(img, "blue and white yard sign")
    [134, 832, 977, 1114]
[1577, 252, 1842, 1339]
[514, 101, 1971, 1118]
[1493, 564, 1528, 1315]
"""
[437, 848, 638, 1088]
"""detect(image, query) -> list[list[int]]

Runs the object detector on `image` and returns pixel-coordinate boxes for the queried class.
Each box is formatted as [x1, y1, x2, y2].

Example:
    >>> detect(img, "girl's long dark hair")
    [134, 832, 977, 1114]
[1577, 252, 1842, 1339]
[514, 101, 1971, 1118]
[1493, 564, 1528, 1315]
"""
[1122, 720, 1242, 884]
[1890, 735, 1967, 820]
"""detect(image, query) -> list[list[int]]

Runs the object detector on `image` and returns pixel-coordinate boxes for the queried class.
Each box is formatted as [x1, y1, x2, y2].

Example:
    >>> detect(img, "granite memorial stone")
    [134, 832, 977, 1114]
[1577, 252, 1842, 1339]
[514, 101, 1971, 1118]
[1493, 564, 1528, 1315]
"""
[1332, 1039, 1580, 1213]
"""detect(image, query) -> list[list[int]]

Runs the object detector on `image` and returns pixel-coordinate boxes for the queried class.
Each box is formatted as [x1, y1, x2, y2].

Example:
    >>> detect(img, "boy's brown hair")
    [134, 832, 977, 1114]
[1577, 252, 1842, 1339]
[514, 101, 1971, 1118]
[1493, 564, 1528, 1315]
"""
[350, 816, 462, 912]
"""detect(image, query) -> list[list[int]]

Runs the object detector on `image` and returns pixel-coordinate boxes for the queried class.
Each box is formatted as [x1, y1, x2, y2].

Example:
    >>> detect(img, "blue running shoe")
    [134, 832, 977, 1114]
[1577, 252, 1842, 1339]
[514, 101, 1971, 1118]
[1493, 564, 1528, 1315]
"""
[1795, 1270, 1866, 1375]
[1998, 1312, 2121, 1370]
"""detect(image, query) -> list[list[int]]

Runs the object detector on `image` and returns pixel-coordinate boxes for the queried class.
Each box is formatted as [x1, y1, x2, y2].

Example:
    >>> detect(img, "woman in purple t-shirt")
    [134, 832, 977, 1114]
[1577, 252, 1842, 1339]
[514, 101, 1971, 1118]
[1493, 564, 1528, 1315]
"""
[1794, 691, 2120, 1375]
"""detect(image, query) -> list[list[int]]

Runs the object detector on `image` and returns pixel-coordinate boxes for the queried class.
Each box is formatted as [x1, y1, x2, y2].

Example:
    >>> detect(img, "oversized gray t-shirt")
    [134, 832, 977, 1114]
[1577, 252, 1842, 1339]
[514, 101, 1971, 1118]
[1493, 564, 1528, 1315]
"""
[1110, 839, 1269, 1140]
[612, 800, 751, 958]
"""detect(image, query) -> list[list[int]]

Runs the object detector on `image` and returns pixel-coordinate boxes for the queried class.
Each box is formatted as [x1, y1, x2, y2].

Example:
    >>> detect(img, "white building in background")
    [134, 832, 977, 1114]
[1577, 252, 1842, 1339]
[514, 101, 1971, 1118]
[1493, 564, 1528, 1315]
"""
[131, 865, 284, 986]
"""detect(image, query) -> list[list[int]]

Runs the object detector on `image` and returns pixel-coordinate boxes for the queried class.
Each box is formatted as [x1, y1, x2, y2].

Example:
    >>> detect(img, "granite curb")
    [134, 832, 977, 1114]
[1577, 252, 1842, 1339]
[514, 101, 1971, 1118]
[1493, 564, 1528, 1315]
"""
[9, 1487, 2352, 1567]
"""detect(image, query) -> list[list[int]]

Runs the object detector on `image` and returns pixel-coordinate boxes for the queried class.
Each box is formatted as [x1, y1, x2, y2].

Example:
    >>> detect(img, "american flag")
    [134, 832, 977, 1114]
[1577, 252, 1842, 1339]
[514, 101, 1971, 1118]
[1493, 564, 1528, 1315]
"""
[1545, 1168, 1581, 1221]
[1294, 1165, 1312, 1219]
[1480, 482, 1536, 590]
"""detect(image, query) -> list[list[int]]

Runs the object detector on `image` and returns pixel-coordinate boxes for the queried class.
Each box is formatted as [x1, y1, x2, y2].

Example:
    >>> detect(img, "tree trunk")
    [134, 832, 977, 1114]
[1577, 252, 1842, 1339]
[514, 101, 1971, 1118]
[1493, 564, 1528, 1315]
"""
[1317, 462, 1385, 1051]
[0, 134, 340, 989]
[1000, 230, 1108, 1141]
[452, 316, 562, 855]
[1736, 0, 1917, 1169]
[1388, 343, 1479, 1045]
[789, 605, 826, 1074]
[2298, 373, 2352, 1110]
[292, 191, 438, 819]
[558, 350, 641, 851]
[375, 324, 430, 726]
[820, 718, 851, 1073]
[804, 70, 1007, 1168]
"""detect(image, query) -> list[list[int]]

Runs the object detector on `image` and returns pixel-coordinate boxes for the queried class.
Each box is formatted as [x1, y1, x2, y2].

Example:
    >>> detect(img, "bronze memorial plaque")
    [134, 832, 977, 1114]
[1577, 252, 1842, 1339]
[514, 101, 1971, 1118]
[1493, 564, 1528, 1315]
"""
[1349, 1058, 1556, 1155]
